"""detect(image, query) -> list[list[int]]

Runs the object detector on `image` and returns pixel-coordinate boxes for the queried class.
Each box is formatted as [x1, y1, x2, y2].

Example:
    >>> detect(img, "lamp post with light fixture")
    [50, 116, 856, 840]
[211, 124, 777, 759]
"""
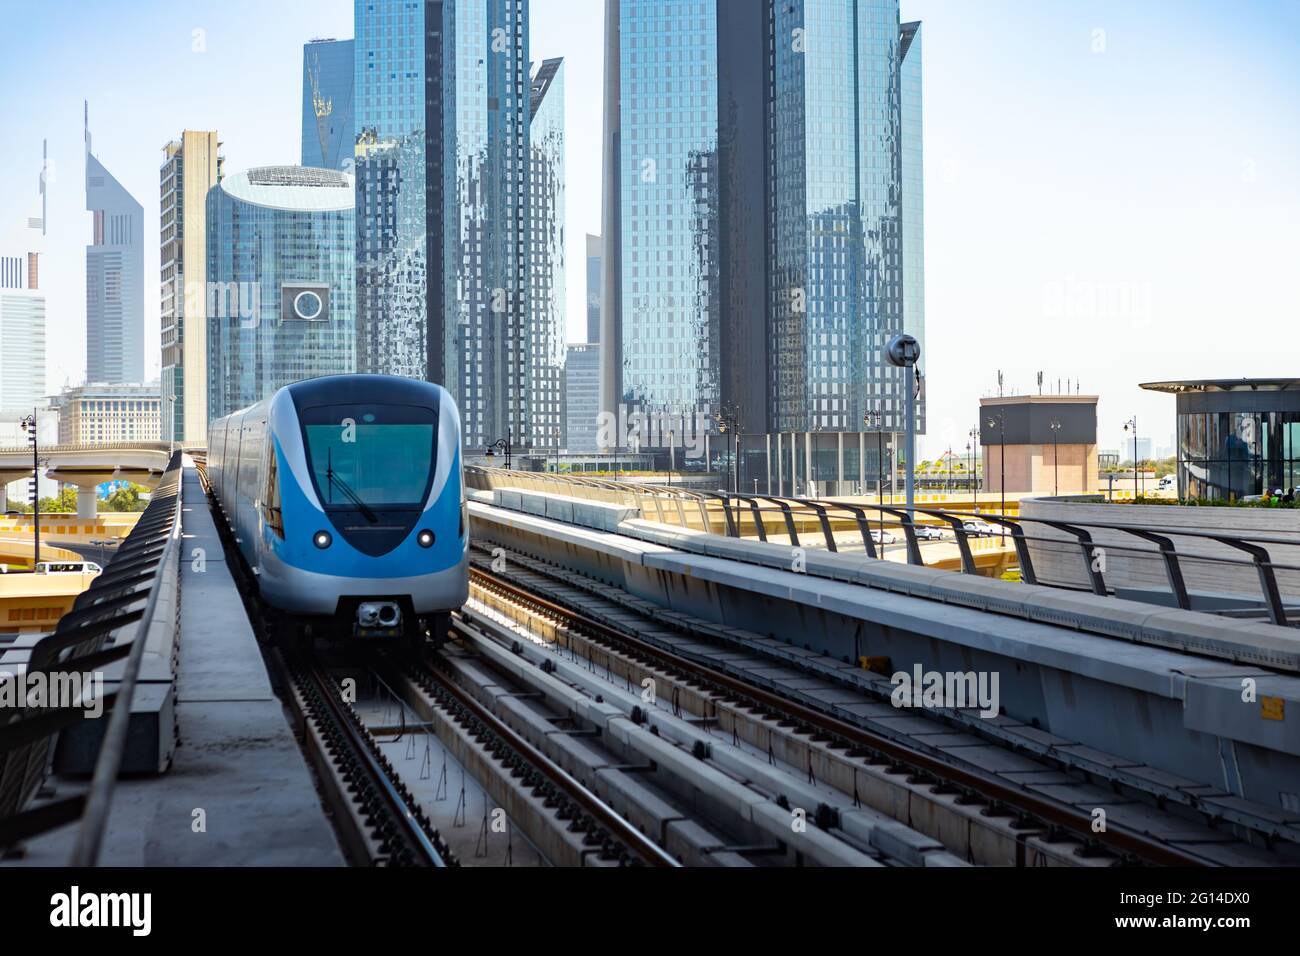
[485, 428, 513, 470]
[1050, 417, 1062, 496]
[1123, 417, 1140, 498]
[986, 409, 1007, 542]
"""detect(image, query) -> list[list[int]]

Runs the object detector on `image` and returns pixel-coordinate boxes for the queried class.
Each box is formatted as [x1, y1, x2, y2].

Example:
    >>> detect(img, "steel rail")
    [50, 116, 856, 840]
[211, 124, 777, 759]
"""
[408, 647, 680, 868]
[299, 663, 452, 868]
[468, 565, 1217, 868]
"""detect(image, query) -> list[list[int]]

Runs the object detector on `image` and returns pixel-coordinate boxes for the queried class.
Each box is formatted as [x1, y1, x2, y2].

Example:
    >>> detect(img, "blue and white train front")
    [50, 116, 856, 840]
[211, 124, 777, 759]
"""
[259, 375, 468, 637]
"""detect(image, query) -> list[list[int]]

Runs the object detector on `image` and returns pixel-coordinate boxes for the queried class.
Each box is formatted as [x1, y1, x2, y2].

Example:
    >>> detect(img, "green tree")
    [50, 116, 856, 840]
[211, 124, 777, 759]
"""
[104, 484, 149, 513]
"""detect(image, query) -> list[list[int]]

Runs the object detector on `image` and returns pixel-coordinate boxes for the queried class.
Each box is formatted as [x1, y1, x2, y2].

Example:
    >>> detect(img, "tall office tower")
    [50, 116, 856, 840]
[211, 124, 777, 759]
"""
[602, 0, 925, 494]
[160, 131, 223, 447]
[85, 104, 145, 385]
[302, 38, 356, 171]
[586, 233, 601, 344]
[900, 21, 925, 423]
[0, 251, 46, 414]
[564, 342, 599, 454]
[355, 0, 533, 453]
[528, 58, 565, 454]
[206, 167, 356, 421]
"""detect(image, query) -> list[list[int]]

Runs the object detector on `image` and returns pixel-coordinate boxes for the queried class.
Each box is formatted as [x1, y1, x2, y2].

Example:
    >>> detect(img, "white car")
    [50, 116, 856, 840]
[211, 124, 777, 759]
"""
[961, 519, 997, 538]
[869, 529, 898, 545]
[913, 525, 947, 541]
[35, 561, 103, 575]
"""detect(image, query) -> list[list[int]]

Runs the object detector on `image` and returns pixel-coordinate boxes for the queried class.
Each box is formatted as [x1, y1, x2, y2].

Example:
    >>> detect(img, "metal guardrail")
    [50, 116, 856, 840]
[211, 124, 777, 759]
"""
[0, 451, 183, 854]
[466, 466, 1299, 628]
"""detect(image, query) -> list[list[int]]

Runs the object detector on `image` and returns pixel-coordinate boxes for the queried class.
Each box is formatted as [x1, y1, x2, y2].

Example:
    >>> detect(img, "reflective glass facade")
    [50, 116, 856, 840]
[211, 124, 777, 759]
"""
[1146, 381, 1300, 500]
[206, 168, 356, 420]
[900, 20, 925, 427]
[1179, 410, 1300, 499]
[616, 0, 721, 423]
[356, 0, 540, 453]
[770, 0, 909, 434]
[355, 0, 431, 382]
[302, 39, 356, 171]
[606, 0, 924, 463]
[528, 59, 566, 452]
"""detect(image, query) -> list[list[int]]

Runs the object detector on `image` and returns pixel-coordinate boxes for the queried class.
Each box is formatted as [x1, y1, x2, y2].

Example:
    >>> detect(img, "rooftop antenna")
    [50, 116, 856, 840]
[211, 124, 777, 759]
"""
[1037, 371, 1043, 395]
[997, 370, 1004, 397]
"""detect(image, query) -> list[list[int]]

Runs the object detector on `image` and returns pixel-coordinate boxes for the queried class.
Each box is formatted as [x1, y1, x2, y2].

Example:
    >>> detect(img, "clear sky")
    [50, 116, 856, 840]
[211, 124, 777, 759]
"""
[1, 0, 1297, 457]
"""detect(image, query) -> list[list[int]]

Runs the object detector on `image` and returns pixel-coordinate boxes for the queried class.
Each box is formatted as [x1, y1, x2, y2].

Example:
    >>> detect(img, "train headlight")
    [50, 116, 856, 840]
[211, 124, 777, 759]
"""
[417, 529, 436, 549]
[313, 530, 333, 550]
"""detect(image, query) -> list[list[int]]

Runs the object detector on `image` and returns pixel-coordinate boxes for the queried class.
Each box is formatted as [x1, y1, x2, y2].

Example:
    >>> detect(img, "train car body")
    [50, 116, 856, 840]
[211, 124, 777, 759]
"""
[208, 375, 468, 640]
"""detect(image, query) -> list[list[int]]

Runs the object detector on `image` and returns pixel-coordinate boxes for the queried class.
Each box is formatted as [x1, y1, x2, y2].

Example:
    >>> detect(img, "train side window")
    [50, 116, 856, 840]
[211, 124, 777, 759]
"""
[263, 443, 284, 538]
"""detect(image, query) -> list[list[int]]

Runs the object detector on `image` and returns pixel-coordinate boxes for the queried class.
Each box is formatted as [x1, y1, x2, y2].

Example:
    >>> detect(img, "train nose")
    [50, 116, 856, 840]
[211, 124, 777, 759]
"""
[357, 602, 402, 630]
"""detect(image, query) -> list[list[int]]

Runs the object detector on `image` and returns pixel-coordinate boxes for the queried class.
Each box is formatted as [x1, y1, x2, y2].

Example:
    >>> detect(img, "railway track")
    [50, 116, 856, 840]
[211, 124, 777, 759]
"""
[284, 659, 457, 867]
[196, 457, 456, 867]
[464, 548, 1296, 867]
[376, 650, 679, 867]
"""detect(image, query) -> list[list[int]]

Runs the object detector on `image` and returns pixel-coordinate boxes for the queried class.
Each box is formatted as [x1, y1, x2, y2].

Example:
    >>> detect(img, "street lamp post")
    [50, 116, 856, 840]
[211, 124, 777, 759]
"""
[667, 428, 675, 487]
[717, 407, 740, 495]
[865, 411, 885, 559]
[484, 428, 513, 470]
[969, 426, 979, 508]
[20, 411, 40, 567]
[987, 410, 1007, 542]
[1124, 417, 1139, 499]
[885, 335, 921, 517]
[1050, 417, 1062, 496]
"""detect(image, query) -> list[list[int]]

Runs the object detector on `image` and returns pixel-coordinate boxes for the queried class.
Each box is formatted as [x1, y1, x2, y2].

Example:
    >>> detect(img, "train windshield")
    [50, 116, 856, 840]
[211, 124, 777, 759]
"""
[301, 403, 437, 509]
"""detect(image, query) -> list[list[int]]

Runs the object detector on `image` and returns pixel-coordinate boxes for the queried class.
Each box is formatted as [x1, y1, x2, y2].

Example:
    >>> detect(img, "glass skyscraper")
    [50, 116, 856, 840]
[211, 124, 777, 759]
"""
[355, 0, 556, 455]
[603, 0, 924, 494]
[586, 233, 601, 344]
[206, 167, 356, 420]
[528, 58, 566, 452]
[302, 38, 356, 171]
[85, 104, 145, 385]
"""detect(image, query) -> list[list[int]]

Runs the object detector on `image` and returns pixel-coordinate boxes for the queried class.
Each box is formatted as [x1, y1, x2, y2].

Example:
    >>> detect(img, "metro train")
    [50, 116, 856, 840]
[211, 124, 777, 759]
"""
[207, 374, 469, 645]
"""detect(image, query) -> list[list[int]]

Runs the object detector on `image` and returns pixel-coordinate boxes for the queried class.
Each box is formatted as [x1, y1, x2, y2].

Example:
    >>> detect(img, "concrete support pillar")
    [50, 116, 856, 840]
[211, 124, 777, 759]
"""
[73, 483, 99, 519]
[0, 482, 7, 512]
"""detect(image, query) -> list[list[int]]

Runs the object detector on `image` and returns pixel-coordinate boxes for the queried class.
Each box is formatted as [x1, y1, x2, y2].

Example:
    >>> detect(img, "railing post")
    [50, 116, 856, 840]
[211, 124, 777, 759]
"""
[1038, 519, 1108, 595]
[1211, 536, 1290, 627]
[1118, 528, 1191, 611]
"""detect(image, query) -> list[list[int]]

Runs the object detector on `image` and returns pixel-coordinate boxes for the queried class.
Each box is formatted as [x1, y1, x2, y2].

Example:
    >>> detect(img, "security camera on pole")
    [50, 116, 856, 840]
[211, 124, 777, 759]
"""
[885, 334, 921, 515]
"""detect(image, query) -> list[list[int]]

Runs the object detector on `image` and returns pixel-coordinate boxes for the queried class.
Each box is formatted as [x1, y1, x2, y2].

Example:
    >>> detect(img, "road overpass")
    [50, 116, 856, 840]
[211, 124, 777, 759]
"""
[0, 442, 172, 518]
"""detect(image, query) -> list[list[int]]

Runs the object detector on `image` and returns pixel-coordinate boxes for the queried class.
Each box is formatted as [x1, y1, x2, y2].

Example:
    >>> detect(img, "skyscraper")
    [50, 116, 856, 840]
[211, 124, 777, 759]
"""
[528, 58, 565, 453]
[302, 38, 356, 171]
[85, 103, 145, 385]
[206, 166, 356, 421]
[0, 251, 45, 415]
[602, 0, 925, 494]
[160, 131, 223, 446]
[586, 233, 601, 344]
[355, 0, 547, 454]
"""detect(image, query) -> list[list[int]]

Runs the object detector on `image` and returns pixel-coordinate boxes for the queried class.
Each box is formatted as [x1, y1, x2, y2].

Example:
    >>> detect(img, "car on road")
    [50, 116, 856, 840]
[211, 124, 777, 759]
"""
[913, 525, 947, 541]
[869, 529, 898, 545]
[35, 561, 103, 575]
[961, 519, 998, 538]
